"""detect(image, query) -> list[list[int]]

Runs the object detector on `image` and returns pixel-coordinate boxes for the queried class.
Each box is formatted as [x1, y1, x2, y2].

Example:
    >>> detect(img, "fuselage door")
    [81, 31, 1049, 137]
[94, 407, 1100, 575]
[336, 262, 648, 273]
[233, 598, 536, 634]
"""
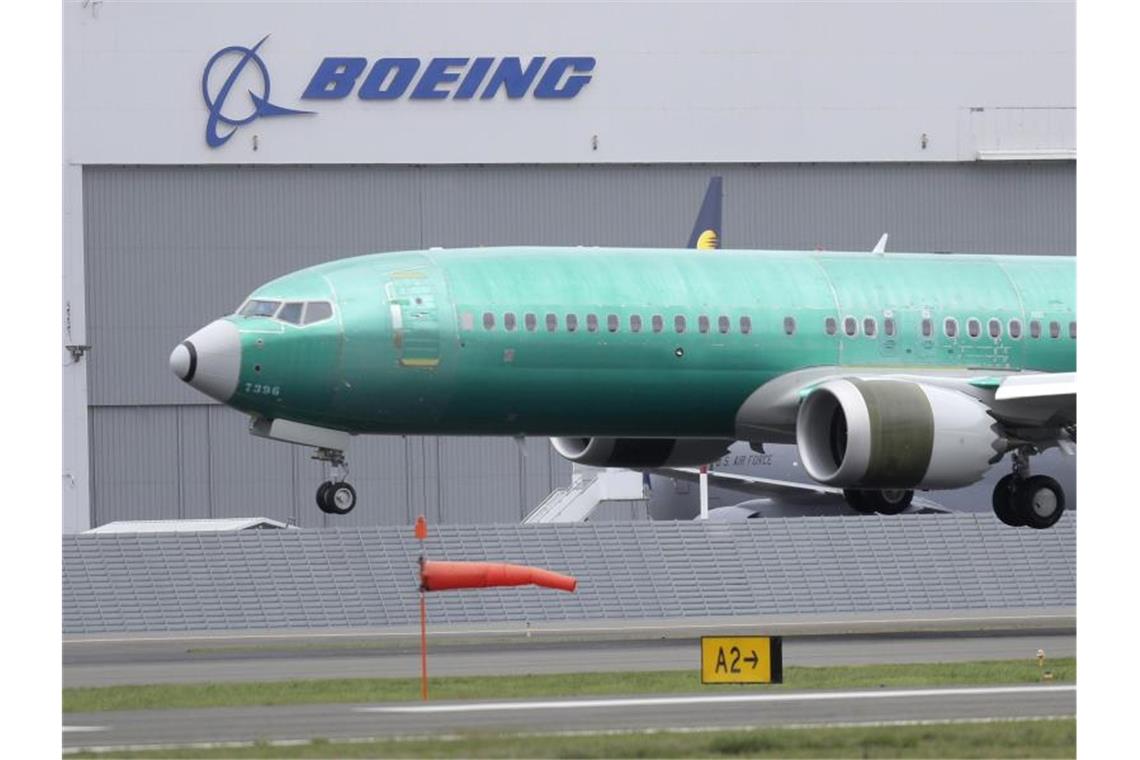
[385, 271, 441, 368]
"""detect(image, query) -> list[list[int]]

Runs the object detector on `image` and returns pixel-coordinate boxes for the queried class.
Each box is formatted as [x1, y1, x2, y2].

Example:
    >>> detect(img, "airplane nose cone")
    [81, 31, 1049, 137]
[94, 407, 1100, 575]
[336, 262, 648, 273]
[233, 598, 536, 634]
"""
[171, 319, 241, 402]
[169, 343, 192, 380]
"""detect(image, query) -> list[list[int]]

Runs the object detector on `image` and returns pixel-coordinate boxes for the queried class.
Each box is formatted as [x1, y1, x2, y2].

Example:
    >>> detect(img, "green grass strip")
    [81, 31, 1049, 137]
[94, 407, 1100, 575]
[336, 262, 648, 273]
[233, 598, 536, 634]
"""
[64, 658, 1074, 713]
[64, 717, 1076, 758]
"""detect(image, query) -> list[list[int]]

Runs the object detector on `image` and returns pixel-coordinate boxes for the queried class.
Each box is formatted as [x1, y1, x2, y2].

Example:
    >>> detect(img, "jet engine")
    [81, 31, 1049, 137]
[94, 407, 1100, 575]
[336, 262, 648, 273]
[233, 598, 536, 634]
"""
[550, 437, 731, 468]
[795, 379, 1005, 490]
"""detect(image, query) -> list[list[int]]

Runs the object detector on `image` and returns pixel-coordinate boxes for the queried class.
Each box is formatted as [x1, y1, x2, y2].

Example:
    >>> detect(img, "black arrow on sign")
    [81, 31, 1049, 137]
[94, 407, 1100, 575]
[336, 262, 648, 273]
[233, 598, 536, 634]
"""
[744, 650, 759, 669]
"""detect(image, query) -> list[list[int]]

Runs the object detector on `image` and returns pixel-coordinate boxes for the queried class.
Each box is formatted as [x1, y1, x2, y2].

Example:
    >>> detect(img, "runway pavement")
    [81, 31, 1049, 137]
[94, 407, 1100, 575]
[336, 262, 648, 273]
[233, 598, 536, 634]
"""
[63, 684, 1075, 751]
[64, 631, 1076, 688]
[63, 615, 1077, 751]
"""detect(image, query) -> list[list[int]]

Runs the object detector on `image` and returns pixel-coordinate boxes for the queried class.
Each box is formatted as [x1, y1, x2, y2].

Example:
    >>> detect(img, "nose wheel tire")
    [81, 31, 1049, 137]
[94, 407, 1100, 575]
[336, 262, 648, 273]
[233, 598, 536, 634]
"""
[316, 480, 357, 515]
[1016, 475, 1065, 530]
[844, 489, 913, 515]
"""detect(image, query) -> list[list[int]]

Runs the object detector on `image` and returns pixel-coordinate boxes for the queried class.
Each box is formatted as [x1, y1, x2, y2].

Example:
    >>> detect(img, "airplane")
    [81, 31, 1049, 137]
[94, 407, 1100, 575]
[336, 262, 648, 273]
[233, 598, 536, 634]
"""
[169, 184, 1076, 530]
[647, 440, 1076, 521]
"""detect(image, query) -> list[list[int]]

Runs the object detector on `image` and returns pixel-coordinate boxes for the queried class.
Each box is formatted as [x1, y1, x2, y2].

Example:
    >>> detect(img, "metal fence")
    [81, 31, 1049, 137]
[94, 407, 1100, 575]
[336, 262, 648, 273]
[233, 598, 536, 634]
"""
[63, 514, 1076, 634]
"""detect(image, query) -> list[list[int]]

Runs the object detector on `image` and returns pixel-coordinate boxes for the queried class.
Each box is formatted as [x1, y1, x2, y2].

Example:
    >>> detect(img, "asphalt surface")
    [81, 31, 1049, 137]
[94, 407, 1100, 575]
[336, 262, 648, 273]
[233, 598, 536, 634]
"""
[63, 684, 1075, 751]
[64, 631, 1076, 688]
[63, 620, 1077, 751]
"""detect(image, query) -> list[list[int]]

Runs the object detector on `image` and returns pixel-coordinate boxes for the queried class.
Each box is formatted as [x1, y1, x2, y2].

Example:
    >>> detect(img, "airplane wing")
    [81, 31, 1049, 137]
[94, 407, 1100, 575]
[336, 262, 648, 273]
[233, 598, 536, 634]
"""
[652, 466, 956, 513]
[650, 466, 841, 498]
[993, 371, 1076, 402]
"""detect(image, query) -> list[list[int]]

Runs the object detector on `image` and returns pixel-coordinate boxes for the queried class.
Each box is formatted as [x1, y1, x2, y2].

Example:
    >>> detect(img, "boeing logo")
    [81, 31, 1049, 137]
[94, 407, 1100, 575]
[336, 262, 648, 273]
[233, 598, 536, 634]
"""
[203, 37, 595, 148]
[202, 36, 312, 148]
[300, 55, 595, 101]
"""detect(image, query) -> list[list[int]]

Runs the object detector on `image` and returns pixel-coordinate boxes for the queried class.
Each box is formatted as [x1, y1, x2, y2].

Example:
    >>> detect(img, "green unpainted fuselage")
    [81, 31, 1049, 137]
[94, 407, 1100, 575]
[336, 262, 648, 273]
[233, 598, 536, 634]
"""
[223, 247, 1075, 438]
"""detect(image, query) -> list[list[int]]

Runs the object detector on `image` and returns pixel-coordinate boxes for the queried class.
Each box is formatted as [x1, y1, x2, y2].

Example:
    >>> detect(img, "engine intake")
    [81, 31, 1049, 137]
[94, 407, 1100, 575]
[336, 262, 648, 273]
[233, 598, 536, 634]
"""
[796, 379, 1004, 489]
[550, 437, 731, 468]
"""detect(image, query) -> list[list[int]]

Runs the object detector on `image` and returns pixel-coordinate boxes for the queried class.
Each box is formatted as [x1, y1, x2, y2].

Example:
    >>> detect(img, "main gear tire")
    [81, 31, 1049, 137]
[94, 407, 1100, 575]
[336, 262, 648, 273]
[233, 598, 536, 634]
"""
[1016, 475, 1065, 530]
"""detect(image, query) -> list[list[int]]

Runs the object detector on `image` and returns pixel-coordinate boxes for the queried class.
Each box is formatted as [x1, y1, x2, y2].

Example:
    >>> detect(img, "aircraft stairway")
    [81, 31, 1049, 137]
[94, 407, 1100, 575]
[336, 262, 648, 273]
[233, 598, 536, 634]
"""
[524, 465, 645, 523]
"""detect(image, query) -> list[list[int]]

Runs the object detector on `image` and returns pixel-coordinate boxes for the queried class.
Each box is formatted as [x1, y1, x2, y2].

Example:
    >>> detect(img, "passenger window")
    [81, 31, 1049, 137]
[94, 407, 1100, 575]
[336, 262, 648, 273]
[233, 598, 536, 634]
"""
[825, 317, 837, 336]
[460, 311, 475, 331]
[566, 314, 579, 332]
[921, 317, 933, 338]
[1049, 320, 1060, 339]
[1009, 319, 1022, 339]
[504, 313, 517, 331]
[967, 318, 981, 338]
[944, 318, 958, 338]
[740, 316, 752, 335]
[674, 315, 687, 334]
[784, 316, 796, 336]
[630, 314, 643, 333]
[607, 314, 619, 333]
[545, 313, 558, 332]
[1030, 320, 1042, 339]
[652, 315, 664, 333]
[525, 313, 537, 332]
[988, 319, 1001, 339]
[698, 315, 710, 334]
[482, 312, 495, 330]
[586, 314, 598, 333]
[863, 317, 876, 337]
[1069, 321, 1076, 339]
[718, 316, 730, 334]
[844, 316, 857, 337]
[884, 317, 896, 337]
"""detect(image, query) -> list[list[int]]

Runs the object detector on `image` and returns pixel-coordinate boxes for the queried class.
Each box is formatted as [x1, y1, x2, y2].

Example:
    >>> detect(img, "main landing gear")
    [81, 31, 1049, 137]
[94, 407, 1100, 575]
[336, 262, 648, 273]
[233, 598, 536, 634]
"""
[843, 488, 913, 515]
[314, 447, 357, 515]
[992, 447, 1065, 529]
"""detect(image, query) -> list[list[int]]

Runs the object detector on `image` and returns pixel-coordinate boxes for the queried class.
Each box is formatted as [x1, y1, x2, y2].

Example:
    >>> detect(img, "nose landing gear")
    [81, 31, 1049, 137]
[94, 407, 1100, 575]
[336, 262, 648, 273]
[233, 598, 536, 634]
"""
[992, 447, 1065, 529]
[314, 448, 357, 515]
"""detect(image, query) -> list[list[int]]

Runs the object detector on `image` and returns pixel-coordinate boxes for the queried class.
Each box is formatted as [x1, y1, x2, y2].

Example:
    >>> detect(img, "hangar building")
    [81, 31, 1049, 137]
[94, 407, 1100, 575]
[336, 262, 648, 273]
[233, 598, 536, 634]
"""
[62, 1, 1075, 532]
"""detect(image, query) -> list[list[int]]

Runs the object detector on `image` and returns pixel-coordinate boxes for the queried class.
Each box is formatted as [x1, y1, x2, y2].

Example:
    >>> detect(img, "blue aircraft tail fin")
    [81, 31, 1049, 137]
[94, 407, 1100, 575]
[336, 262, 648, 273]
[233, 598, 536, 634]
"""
[686, 176, 723, 250]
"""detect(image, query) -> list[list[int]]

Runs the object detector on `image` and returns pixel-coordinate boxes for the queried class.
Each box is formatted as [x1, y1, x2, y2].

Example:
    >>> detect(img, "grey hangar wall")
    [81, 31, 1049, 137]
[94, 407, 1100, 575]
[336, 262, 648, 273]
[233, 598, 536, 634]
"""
[81, 162, 1075, 528]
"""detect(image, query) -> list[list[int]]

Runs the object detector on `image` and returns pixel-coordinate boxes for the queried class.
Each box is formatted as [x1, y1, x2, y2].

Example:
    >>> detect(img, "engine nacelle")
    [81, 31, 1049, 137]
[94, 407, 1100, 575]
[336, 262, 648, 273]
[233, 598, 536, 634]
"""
[795, 379, 1005, 489]
[550, 437, 731, 468]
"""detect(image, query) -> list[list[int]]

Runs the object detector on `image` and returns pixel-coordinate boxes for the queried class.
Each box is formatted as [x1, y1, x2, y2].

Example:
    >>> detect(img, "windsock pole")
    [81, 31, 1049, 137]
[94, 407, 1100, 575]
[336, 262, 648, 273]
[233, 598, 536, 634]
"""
[413, 517, 576, 702]
[414, 516, 429, 701]
[419, 586, 428, 701]
[699, 464, 709, 520]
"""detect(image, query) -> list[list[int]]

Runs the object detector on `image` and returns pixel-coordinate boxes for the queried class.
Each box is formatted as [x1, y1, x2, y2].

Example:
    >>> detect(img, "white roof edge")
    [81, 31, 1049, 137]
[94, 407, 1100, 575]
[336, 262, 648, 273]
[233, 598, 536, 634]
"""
[976, 149, 1076, 162]
[85, 518, 297, 534]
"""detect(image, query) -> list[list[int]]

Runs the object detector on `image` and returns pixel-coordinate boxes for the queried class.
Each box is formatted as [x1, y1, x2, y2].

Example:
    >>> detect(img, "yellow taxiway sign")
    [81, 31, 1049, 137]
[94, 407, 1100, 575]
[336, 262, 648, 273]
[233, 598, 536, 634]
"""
[700, 636, 783, 684]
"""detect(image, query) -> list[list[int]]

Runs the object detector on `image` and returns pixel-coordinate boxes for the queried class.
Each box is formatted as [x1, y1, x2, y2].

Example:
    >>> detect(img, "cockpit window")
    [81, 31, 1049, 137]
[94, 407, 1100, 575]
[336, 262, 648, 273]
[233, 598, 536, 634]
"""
[302, 302, 333, 325]
[277, 302, 304, 325]
[239, 299, 281, 318]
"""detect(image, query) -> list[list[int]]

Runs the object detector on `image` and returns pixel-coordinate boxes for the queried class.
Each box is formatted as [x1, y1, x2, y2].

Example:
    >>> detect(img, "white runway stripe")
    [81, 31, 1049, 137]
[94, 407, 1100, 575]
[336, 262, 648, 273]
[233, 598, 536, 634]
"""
[65, 612, 1071, 644]
[358, 684, 1075, 714]
[62, 726, 107, 733]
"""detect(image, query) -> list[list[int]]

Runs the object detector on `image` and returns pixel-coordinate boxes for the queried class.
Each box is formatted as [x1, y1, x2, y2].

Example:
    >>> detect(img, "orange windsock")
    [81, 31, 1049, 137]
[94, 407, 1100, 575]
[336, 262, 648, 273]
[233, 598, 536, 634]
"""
[421, 560, 577, 593]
